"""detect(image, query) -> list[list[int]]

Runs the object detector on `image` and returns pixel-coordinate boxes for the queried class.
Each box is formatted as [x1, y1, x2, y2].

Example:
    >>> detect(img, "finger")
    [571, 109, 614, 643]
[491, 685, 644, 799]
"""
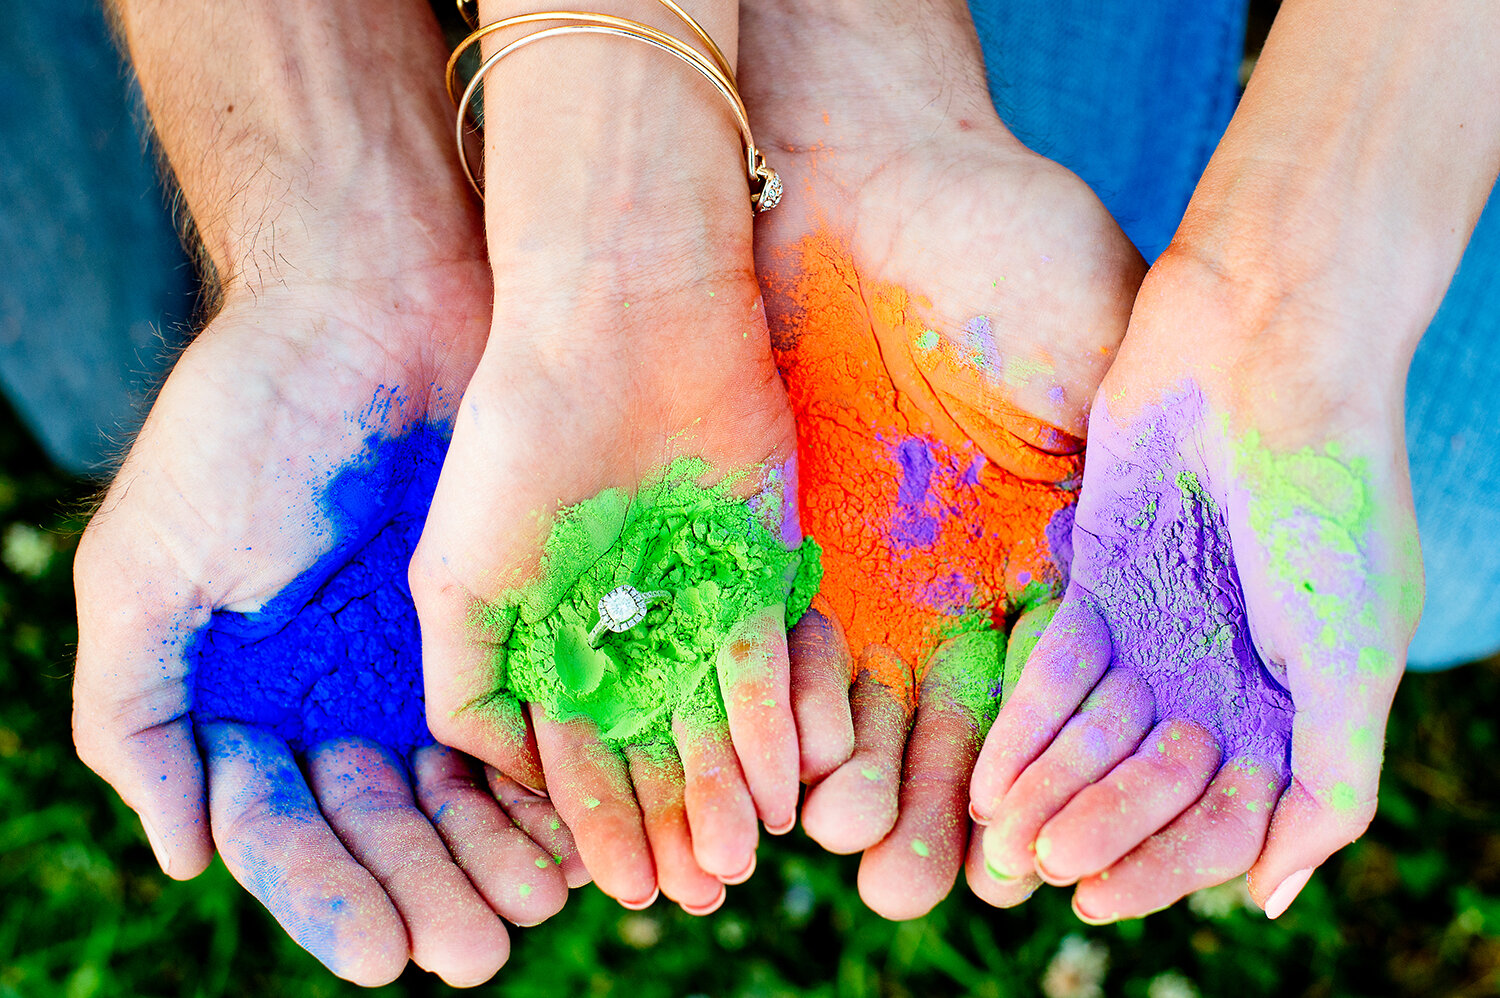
[411, 561, 547, 792]
[308, 738, 510, 988]
[970, 593, 1112, 821]
[624, 745, 726, 913]
[788, 602, 856, 782]
[964, 821, 1039, 908]
[673, 708, 759, 883]
[859, 631, 1004, 920]
[1072, 759, 1283, 923]
[73, 563, 214, 879]
[199, 723, 408, 986]
[1036, 720, 1221, 884]
[801, 649, 913, 853]
[982, 668, 1154, 879]
[410, 744, 569, 927]
[719, 603, 799, 832]
[530, 707, 657, 907]
[486, 768, 591, 889]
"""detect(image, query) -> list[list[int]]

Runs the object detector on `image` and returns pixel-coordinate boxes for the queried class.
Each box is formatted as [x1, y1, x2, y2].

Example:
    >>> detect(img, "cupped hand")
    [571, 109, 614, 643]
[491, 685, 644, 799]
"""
[412, 0, 804, 917]
[739, 0, 1144, 919]
[970, 253, 1424, 922]
[73, 268, 582, 986]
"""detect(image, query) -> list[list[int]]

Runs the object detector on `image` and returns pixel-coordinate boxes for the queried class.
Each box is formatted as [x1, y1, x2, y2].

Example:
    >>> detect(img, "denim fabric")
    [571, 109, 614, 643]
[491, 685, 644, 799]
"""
[0, 1, 193, 477]
[968, 0, 1248, 262]
[967, 0, 1499, 667]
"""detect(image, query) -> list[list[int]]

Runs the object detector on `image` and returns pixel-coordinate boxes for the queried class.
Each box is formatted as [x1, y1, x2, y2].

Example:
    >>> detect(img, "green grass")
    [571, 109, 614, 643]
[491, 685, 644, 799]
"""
[1, 401, 1497, 998]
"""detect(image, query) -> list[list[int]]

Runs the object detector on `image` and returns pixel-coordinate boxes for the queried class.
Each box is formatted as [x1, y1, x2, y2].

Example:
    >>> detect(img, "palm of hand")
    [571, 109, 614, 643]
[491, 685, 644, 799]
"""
[752, 134, 1143, 918]
[972, 281, 1423, 921]
[74, 280, 581, 985]
[414, 244, 808, 913]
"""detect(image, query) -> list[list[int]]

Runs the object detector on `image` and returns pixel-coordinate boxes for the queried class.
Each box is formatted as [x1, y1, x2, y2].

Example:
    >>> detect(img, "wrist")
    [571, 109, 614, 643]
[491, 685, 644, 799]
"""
[476, 0, 755, 303]
[117, 0, 480, 296]
[741, 0, 1015, 156]
[1121, 247, 1413, 449]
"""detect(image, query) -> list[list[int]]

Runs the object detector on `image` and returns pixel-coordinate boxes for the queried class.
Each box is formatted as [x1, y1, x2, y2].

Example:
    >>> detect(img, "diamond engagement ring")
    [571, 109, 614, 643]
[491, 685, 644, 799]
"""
[588, 584, 671, 646]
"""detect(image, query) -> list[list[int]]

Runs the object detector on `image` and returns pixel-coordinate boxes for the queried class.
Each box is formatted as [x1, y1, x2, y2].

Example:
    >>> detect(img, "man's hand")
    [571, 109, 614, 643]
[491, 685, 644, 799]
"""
[740, 0, 1144, 919]
[72, 0, 582, 984]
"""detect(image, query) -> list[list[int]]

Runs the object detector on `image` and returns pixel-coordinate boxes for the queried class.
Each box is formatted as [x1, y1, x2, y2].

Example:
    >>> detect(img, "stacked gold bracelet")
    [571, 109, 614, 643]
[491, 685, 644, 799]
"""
[446, 1, 782, 213]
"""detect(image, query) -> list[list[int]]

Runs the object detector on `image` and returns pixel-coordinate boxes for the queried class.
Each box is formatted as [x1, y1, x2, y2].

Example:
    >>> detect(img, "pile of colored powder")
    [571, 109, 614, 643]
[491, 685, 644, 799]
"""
[188, 421, 446, 757]
[483, 457, 823, 745]
[764, 230, 1075, 687]
[1069, 388, 1294, 770]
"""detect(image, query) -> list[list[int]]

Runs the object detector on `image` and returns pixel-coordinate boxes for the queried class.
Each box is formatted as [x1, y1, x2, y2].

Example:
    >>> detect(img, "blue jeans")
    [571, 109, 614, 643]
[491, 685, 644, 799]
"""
[4, 2, 1496, 666]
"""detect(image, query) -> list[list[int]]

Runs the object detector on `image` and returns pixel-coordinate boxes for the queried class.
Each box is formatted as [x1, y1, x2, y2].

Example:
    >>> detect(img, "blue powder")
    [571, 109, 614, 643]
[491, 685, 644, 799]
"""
[187, 421, 448, 758]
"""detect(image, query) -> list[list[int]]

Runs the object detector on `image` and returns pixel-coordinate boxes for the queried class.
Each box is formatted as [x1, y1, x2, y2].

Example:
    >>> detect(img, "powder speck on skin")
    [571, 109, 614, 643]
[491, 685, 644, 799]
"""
[766, 231, 1074, 689]
[911, 839, 930, 858]
[482, 457, 822, 746]
[1069, 389, 1293, 770]
[188, 418, 447, 757]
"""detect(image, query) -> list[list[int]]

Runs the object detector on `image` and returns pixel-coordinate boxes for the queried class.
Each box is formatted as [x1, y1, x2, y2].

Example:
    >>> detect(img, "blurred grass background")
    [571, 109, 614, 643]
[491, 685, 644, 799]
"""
[1, 390, 1498, 998]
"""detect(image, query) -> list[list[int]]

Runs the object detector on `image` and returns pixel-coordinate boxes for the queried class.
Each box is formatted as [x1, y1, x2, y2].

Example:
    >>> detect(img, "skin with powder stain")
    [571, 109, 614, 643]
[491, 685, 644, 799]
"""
[973, 381, 1421, 922]
[482, 457, 822, 747]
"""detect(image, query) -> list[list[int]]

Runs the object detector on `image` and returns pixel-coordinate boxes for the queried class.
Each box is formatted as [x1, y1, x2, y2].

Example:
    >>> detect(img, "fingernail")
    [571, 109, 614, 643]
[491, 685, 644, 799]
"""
[680, 885, 728, 916]
[140, 816, 171, 877]
[764, 815, 796, 836]
[985, 858, 1015, 881]
[968, 801, 991, 825]
[619, 886, 660, 911]
[1264, 867, 1314, 919]
[517, 781, 549, 798]
[718, 853, 756, 886]
[1070, 894, 1119, 926]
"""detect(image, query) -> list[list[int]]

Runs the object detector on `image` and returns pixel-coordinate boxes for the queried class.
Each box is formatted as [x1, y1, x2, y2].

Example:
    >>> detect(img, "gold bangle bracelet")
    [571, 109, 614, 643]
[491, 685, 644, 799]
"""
[447, 10, 781, 212]
[449, 1, 735, 93]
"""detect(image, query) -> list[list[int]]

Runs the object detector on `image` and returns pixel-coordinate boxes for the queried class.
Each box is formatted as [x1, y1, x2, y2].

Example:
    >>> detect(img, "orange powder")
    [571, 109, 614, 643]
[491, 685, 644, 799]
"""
[766, 229, 1078, 691]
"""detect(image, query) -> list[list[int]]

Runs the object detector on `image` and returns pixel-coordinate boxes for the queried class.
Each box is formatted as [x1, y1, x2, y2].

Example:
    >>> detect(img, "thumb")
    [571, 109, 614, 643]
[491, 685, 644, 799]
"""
[73, 531, 214, 880]
[1246, 664, 1397, 917]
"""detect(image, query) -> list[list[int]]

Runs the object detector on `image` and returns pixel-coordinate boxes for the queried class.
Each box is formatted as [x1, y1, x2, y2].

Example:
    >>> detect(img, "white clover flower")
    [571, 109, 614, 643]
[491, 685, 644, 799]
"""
[2, 522, 54, 579]
[1147, 970, 1200, 998]
[1041, 934, 1109, 998]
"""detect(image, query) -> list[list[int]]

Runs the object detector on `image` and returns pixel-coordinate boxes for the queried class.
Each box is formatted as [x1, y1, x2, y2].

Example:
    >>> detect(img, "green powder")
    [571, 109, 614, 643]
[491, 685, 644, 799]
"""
[479, 458, 823, 746]
[1231, 428, 1421, 672]
[911, 839, 931, 858]
[1002, 601, 1060, 705]
[926, 628, 1007, 732]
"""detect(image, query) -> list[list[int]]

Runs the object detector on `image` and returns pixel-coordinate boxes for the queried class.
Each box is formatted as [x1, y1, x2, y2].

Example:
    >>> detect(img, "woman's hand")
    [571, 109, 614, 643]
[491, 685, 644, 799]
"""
[739, 0, 1144, 919]
[412, 0, 803, 916]
[970, 0, 1500, 922]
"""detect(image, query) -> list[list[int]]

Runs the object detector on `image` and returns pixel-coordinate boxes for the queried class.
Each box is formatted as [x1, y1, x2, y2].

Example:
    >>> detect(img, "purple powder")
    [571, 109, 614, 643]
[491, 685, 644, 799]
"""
[187, 421, 447, 758]
[1045, 503, 1076, 579]
[1067, 390, 1293, 770]
[891, 437, 945, 549]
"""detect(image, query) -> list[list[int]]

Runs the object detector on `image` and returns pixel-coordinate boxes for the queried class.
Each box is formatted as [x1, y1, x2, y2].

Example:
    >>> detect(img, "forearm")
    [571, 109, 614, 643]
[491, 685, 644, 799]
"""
[740, 0, 1002, 147]
[113, 0, 472, 293]
[1171, 0, 1500, 350]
